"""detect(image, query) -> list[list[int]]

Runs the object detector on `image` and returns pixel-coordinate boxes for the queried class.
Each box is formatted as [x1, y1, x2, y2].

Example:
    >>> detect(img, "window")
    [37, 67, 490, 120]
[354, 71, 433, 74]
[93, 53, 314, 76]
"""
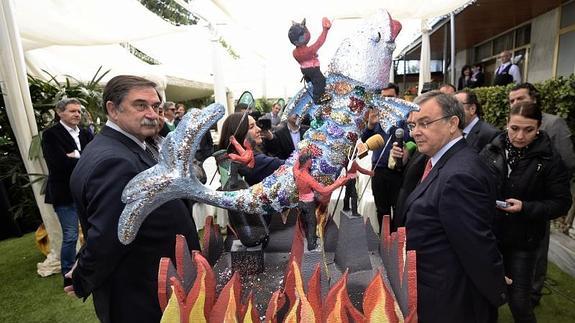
[560, 1, 575, 29]
[557, 32, 575, 77]
[395, 60, 444, 75]
[515, 25, 531, 47]
[475, 42, 492, 62]
[493, 32, 514, 55]
[556, 1, 575, 77]
[473, 24, 531, 63]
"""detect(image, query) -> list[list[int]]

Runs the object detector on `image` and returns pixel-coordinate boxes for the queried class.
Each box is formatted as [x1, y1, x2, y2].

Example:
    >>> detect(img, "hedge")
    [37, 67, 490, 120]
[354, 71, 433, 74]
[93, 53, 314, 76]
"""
[472, 74, 575, 135]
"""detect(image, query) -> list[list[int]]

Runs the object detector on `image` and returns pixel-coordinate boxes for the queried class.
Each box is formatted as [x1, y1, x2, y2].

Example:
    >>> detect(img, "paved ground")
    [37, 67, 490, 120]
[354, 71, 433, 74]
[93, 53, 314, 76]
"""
[549, 231, 575, 278]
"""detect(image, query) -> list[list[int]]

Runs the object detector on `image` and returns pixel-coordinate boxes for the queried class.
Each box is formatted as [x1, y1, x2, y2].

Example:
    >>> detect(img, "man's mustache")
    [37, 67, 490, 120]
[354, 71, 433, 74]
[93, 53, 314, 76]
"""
[141, 118, 159, 127]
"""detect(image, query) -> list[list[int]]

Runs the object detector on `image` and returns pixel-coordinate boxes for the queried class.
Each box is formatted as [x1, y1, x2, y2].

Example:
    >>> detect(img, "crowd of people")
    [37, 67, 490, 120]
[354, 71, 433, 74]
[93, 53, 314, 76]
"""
[39, 65, 573, 322]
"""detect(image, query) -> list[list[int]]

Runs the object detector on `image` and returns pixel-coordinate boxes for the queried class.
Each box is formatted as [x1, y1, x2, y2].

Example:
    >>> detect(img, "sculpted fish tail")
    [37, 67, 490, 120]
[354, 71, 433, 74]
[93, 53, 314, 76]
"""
[118, 104, 224, 244]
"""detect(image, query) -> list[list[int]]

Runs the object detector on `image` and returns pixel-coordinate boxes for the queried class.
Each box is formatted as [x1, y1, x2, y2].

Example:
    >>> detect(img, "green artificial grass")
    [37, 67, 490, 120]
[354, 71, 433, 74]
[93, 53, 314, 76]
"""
[0, 233, 98, 323]
[498, 260, 575, 322]
[2, 233, 575, 322]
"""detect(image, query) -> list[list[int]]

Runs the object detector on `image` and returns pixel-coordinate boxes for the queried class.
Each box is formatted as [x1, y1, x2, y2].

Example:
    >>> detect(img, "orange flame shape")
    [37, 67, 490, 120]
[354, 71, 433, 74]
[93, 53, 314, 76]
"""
[323, 270, 365, 323]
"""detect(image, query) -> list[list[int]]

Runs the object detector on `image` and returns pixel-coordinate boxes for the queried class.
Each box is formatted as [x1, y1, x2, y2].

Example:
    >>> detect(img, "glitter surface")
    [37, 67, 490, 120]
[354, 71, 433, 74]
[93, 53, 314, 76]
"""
[117, 9, 419, 245]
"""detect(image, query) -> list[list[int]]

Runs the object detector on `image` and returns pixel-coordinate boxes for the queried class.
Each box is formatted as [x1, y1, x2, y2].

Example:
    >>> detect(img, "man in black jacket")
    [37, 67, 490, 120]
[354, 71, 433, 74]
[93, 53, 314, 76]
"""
[42, 98, 93, 286]
[264, 113, 308, 160]
[455, 90, 499, 152]
[404, 91, 506, 322]
[65, 76, 200, 323]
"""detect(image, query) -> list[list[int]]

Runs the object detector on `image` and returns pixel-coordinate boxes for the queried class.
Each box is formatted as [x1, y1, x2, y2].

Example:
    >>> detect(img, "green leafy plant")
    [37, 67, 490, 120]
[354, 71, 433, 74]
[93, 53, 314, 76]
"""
[0, 68, 109, 231]
[0, 93, 42, 232]
[472, 74, 575, 136]
[26, 67, 109, 160]
[139, 0, 197, 26]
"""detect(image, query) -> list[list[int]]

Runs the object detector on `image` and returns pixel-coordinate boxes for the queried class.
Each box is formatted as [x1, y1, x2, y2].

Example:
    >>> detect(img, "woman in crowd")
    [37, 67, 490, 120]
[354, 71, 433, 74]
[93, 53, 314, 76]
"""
[470, 63, 485, 88]
[480, 102, 572, 323]
[217, 112, 285, 246]
[457, 65, 473, 90]
[218, 112, 284, 186]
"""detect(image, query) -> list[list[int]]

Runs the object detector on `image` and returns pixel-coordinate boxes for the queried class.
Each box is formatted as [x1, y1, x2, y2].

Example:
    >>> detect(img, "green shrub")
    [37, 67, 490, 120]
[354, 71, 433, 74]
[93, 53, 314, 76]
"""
[471, 74, 575, 135]
[0, 68, 109, 231]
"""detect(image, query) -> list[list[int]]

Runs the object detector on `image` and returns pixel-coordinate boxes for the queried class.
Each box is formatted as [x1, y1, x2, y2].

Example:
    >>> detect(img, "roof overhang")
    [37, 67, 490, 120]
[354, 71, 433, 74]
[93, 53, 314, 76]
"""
[398, 0, 563, 61]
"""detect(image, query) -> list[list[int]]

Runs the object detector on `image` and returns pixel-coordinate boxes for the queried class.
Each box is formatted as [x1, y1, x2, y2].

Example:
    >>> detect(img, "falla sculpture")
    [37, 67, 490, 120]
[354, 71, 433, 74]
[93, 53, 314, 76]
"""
[116, 8, 420, 322]
[117, 8, 418, 246]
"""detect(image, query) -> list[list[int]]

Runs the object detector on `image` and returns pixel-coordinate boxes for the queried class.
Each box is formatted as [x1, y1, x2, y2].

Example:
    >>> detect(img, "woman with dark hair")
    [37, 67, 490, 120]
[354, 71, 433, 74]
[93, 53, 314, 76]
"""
[216, 112, 284, 247]
[457, 65, 473, 90]
[218, 112, 284, 186]
[480, 102, 572, 323]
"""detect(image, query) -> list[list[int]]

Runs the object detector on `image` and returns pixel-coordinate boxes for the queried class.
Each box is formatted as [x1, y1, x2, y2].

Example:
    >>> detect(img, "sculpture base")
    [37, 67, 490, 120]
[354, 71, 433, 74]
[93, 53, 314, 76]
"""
[335, 210, 372, 273]
[230, 240, 264, 275]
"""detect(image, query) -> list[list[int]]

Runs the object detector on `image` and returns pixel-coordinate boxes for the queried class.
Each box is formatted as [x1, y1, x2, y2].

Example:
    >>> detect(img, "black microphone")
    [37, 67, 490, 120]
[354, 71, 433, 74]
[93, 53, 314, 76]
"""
[393, 128, 404, 171]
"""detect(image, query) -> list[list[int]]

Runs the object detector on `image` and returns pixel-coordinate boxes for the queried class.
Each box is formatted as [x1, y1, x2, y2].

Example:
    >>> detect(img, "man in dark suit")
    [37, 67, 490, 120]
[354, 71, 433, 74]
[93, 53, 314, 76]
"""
[403, 91, 506, 322]
[42, 98, 93, 286]
[455, 90, 499, 152]
[391, 149, 427, 229]
[264, 113, 308, 160]
[361, 83, 411, 231]
[65, 75, 200, 323]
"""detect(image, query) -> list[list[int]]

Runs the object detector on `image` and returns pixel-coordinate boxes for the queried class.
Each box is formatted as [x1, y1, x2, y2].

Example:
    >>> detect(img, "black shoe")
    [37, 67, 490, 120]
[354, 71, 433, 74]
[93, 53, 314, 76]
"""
[64, 277, 73, 288]
[307, 238, 317, 251]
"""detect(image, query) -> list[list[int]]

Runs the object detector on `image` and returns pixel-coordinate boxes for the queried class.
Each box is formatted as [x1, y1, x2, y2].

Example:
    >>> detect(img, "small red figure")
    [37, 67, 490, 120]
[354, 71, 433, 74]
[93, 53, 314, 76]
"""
[288, 17, 332, 104]
[227, 135, 255, 169]
[293, 152, 354, 250]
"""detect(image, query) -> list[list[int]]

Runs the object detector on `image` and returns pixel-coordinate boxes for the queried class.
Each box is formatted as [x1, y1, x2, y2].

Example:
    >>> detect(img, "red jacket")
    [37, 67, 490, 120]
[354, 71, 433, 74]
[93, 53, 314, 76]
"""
[293, 27, 329, 68]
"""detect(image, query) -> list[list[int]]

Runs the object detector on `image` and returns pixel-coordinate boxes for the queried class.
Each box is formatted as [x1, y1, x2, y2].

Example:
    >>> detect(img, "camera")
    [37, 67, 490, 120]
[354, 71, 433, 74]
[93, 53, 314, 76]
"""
[256, 118, 272, 131]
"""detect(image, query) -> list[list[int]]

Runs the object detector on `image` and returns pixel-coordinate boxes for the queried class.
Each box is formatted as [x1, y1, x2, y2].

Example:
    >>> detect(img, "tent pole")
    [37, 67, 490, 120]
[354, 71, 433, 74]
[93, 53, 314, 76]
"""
[403, 56, 407, 93]
[0, 0, 62, 276]
[443, 23, 448, 83]
[450, 13, 456, 85]
[211, 36, 228, 131]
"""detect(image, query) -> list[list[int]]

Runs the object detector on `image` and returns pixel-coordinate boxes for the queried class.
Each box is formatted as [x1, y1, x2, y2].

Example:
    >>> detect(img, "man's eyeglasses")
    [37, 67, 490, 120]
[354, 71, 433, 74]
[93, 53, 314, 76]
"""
[131, 102, 161, 112]
[407, 115, 453, 132]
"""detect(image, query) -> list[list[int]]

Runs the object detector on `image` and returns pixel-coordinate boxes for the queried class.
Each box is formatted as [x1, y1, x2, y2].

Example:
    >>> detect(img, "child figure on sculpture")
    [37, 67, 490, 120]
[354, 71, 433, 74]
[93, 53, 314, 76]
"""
[288, 17, 332, 104]
[293, 151, 355, 250]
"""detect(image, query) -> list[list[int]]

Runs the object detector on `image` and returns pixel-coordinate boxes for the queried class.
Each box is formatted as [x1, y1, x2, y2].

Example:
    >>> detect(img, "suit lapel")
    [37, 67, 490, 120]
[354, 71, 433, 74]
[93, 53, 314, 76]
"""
[100, 126, 156, 167]
[466, 120, 482, 147]
[79, 128, 91, 149]
[403, 140, 467, 213]
[55, 122, 77, 149]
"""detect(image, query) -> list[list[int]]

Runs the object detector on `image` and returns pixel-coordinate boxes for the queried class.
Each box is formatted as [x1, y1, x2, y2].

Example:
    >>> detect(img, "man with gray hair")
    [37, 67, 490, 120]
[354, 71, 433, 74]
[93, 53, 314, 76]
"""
[403, 91, 506, 322]
[159, 101, 176, 136]
[42, 98, 93, 287]
[494, 50, 521, 86]
[65, 75, 200, 323]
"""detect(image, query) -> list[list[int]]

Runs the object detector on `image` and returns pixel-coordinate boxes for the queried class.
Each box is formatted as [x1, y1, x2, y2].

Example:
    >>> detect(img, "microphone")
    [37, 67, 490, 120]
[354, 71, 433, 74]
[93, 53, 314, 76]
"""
[356, 134, 385, 159]
[391, 128, 404, 171]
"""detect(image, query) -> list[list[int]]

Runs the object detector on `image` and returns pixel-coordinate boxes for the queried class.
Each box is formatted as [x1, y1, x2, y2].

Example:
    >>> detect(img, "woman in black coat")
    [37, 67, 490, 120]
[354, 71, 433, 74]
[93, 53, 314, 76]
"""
[457, 65, 473, 90]
[480, 102, 572, 323]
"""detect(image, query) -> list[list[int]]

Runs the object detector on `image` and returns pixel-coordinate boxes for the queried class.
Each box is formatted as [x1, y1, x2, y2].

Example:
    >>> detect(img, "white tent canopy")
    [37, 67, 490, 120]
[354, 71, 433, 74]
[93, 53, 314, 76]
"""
[0, 0, 472, 276]
[14, 0, 473, 99]
[192, 0, 473, 97]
